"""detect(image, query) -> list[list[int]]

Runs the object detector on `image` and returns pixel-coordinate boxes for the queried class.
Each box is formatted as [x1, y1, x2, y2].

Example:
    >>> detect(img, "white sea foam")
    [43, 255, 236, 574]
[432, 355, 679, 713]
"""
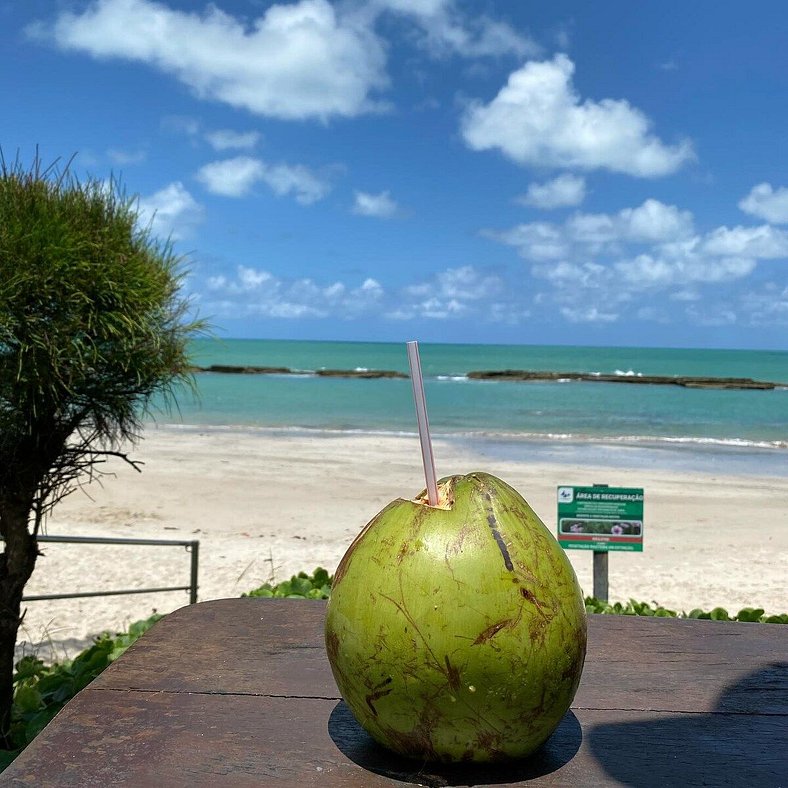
[614, 369, 644, 377]
[156, 423, 786, 451]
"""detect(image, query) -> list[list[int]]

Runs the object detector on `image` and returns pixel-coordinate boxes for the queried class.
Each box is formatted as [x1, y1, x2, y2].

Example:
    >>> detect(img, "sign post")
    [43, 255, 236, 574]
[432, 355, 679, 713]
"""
[557, 484, 644, 602]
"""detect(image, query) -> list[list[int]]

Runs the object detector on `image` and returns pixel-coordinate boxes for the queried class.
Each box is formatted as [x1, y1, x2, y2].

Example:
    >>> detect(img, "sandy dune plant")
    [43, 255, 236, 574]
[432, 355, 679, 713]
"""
[0, 154, 203, 745]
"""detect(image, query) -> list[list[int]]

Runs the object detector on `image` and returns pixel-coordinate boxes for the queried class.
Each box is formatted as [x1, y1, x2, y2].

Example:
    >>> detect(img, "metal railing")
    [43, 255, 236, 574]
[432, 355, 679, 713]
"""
[21, 535, 199, 605]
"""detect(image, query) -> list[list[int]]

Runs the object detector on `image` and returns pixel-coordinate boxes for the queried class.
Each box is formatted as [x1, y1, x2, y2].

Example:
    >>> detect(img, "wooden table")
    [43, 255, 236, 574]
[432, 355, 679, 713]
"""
[2, 599, 786, 786]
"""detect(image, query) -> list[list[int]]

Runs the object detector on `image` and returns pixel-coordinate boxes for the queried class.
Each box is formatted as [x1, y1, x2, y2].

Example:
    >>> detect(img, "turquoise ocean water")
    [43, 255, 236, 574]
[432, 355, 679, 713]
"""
[155, 339, 788, 476]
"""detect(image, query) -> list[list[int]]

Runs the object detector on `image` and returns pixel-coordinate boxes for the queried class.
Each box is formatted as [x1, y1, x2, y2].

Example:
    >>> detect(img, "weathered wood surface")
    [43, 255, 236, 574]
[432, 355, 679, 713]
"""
[3, 599, 786, 787]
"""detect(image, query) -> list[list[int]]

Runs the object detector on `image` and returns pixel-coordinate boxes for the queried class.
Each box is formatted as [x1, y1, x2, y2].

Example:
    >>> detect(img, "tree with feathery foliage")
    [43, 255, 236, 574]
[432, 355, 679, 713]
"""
[0, 155, 204, 745]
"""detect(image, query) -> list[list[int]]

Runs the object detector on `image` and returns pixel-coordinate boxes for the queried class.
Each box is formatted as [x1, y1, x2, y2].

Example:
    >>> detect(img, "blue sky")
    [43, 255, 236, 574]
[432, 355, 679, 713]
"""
[2, 1, 787, 349]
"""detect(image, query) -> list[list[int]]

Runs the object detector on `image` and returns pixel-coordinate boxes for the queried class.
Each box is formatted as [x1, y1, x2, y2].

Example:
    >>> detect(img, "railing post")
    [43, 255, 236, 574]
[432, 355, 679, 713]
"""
[593, 550, 609, 602]
[189, 540, 199, 604]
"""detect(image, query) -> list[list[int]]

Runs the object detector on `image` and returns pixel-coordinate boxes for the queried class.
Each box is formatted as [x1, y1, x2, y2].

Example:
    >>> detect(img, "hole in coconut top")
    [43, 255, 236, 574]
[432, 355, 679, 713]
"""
[413, 480, 455, 510]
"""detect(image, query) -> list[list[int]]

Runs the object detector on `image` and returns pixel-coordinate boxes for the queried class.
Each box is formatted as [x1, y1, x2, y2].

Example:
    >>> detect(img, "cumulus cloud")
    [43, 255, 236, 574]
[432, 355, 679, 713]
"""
[204, 129, 261, 151]
[106, 147, 147, 165]
[201, 262, 528, 324]
[352, 190, 398, 218]
[519, 174, 585, 209]
[36, 0, 389, 121]
[35, 0, 537, 123]
[259, 163, 332, 204]
[392, 265, 512, 320]
[206, 265, 384, 319]
[371, 0, 539, 59]
[34, 0, 544, 126]
[739, 183, 788, 224]
[485, 195, 788, 324]
[617, 199, 695, 242]
[136, 181, 203, 239]
[196, 157, 331, 204]
[560, 306, 618, 323]
[196, 157, 265, 197]
[490, 199, 695, 261]
[701, 225, 788, 259]
[614, 253, 756, 287]
[461, 54, 694, 177]
[490, 222, 569, 261]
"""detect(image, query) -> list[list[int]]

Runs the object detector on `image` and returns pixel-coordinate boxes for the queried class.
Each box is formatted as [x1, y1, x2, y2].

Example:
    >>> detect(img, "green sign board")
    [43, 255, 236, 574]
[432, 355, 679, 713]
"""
[557, 486, 644, 552]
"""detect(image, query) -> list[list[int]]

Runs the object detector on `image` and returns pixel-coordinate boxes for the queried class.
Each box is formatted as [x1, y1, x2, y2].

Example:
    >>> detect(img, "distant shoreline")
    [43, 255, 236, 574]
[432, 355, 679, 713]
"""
[190, 364, 785, 390]
[145, 422, 788, 476]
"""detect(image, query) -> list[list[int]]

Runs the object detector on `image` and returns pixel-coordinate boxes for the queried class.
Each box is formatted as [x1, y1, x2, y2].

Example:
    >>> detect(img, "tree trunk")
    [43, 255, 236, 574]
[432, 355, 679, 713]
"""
[0, 499, 38, 748]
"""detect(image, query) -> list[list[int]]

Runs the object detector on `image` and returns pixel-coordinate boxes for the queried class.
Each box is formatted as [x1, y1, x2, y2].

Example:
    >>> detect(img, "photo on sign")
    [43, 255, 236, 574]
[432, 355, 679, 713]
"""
[559, 519, 642, 536]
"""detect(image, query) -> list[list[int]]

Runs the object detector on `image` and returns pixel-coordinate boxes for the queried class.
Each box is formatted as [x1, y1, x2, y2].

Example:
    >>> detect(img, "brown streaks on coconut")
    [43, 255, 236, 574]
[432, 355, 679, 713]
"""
[365, 677, 393, 716]
[473, 619, 512, 645]
[482, 493, 514, 571]
[443, 655, 462, 691]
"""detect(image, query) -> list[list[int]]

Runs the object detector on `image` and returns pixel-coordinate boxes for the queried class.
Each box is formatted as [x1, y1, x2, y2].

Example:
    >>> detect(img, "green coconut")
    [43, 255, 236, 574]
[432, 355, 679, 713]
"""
[325, 472, 586, 763]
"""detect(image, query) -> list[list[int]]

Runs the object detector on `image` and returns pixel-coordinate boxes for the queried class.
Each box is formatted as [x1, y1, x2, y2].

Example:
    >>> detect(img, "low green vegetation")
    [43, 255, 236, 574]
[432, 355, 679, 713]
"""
[242, 567, 332, 599]
[584, 597, 788, 623]
[246, 568, 787, 623]
[0, 569, 784, 771]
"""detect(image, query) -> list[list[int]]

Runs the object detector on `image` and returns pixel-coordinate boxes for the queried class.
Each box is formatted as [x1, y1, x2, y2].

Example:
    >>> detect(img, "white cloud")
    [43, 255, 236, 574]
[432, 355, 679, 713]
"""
[203, 262, 524, 326]
[533, 260, 607, 288]
[739, 183, 788, 224]
[204, 129, 261, 151]
[395, 265, 507, 320]
[39, 0, 389, 121]
[107, 147, 147, 165]
[614, 253, 756, 287]
[353, 190, 398, 218]
[560, 306, 618, 323]
[462, 54, 693, 177]
[487, 222, 570, 261]
[701, 225, 788, 259]
[519, 174, 585, 209]
[205, 265, 384, 319]
[493, 199, 694, 262]
[485, 194, 788, 325]
[369, 0, 539, 59]
[563, 213, 618, 246]
[196, 157, 265, 197]
[259, 163, 332, 204]
[136, 181, 203, 239]
[618, 199, 694, 242]
[196, 157, 331, 204]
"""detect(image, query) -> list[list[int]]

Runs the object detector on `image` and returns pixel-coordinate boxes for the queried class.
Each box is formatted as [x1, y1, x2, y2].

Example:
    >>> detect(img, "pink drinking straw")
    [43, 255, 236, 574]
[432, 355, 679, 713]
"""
[406, 340, 439, 506]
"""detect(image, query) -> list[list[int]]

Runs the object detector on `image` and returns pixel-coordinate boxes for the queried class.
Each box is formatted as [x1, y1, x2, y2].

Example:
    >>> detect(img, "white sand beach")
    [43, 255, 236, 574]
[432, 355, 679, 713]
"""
[18, 426, 788, 661]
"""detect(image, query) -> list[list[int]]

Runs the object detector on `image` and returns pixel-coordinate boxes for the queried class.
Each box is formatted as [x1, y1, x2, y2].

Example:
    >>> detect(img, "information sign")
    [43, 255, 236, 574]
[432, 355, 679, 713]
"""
[557, 485, 644, 552]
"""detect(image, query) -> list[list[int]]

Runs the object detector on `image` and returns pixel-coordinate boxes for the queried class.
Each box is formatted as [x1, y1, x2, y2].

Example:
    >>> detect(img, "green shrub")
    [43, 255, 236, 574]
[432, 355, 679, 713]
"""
[584, 597, 787, 623]
[242, 568, 788, 624]
[242, 568, 332, 599]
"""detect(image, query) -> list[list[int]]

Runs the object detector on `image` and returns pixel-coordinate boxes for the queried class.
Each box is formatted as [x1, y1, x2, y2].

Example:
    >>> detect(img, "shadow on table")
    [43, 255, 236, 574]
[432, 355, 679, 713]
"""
[588, 662, 788, 787]
[328, 702, 582, 787]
